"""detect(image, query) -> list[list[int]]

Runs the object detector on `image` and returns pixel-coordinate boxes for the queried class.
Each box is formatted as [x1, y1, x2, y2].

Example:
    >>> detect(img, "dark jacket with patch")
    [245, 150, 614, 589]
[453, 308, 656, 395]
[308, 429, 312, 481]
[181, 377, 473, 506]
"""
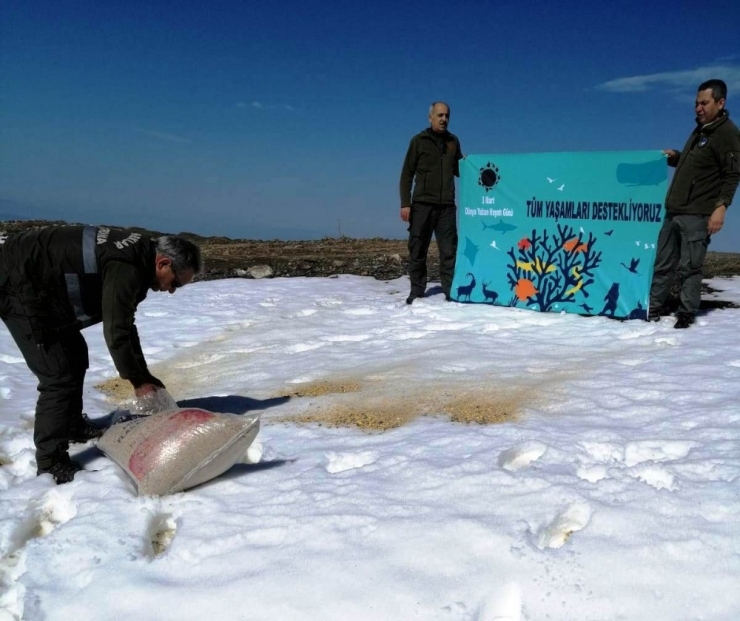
[399, 129, 463, 207]
[0, 225, 156, 387]
[665, 110, 740, 215]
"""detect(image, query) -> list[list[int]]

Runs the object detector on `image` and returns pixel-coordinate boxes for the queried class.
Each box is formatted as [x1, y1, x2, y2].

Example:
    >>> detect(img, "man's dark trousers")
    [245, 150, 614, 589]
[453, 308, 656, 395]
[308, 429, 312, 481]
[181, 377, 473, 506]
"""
[407, 202, 458, 298]
[649, 212, 710, 316]
[0, 253, 88, 467]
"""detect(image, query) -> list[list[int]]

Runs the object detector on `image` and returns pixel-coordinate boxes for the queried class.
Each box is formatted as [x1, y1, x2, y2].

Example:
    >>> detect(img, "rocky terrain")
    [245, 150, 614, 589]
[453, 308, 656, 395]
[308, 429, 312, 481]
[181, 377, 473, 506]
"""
[2, 219, 740, 285]
[0, 220, 422, 281]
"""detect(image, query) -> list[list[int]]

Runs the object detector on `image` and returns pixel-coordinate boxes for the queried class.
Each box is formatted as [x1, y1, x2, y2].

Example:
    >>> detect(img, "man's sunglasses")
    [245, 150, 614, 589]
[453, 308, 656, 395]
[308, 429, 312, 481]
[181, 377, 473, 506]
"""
[170, 266, 183, 289]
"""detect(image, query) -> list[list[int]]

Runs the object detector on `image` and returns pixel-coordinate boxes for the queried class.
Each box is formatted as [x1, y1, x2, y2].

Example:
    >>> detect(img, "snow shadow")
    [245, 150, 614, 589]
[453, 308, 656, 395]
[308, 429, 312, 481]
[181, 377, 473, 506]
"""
[176, 394, 290, 414]
[69, 445, 105, 466]
[192, 459, 296, 489]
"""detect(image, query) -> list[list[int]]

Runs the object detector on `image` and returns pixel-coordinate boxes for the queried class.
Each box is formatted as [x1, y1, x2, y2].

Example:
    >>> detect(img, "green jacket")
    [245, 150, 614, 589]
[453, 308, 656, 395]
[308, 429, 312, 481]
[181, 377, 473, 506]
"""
[1, 225, 156, 387]
[665, 110, 740, 215]
[399, 129, 463, 207]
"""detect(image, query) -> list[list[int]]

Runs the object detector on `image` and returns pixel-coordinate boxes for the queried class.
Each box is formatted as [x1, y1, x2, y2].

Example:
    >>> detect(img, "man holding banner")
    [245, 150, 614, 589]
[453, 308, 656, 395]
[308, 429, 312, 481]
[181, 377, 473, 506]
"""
[649, 79, 740, 328]
[399, 102, 463, 304]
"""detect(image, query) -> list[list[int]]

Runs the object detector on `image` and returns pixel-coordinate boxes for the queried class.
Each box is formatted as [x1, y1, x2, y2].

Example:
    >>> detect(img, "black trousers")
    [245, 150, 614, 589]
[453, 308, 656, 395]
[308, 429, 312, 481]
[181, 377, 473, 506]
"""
[0, 253, 88, 466]
[407, 203, 458, 297]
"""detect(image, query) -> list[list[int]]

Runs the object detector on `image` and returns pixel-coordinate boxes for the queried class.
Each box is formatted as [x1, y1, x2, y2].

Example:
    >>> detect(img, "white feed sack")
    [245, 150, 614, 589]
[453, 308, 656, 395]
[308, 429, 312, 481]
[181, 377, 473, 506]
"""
[98, 408, 260, 496]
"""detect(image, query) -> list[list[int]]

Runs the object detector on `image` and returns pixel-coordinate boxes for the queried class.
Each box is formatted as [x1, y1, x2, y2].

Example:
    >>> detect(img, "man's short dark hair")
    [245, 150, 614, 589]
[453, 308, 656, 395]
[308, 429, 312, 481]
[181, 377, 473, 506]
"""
[698, 79, 727, 102]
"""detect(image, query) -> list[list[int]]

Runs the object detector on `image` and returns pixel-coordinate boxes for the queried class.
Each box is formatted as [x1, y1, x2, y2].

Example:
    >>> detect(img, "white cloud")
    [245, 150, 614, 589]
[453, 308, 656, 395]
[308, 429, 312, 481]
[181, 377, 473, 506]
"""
[597, 64, 740, 95]
[235, 101, 295, 112]
[133, 128, 191, 144]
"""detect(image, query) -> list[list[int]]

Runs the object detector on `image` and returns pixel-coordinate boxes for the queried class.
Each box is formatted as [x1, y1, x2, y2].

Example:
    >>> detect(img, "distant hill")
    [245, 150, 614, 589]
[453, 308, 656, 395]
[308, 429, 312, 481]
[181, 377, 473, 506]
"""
[1, 219, 739, 286]
[0, 196, 53, 222]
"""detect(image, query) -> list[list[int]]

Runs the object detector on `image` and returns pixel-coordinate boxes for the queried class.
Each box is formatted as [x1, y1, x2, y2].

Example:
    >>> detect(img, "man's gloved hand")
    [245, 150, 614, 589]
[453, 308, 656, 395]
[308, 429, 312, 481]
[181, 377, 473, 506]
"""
[132, 382, 178, 412]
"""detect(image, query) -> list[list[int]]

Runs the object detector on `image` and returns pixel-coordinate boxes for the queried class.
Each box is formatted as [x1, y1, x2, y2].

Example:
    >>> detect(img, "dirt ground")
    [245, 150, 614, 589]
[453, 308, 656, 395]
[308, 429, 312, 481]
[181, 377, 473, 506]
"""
[178, 232, 740, 284]
[196, 236, 414, 280]
[3, 219, 739, 283]
[94, 375, 543, 432]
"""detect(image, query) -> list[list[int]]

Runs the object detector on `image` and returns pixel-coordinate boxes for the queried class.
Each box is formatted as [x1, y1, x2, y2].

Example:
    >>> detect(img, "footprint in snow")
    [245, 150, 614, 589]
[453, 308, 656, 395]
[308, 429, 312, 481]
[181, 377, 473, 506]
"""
[498, 442, 548, 472]
[1, 492, 66, 616]
[8, 489, 77, 555]
[0, 549, 26, 621]
[624, 440, 694, 466]
[579, 441, 624, 463]
[627, 465, 676, 491]
[536, 502, 592, 550]
[576, 465, 608, 483]
[148, 513, 178, 558]
[325, 450, 378, 474]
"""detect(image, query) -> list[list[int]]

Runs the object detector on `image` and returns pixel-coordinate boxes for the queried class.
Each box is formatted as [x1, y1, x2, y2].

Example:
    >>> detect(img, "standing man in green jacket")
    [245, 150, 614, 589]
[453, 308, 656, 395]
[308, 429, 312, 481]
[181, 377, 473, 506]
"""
[399, 101, 463, 304]
[649, 79, 740, 328]
[0, 225, 202, 483]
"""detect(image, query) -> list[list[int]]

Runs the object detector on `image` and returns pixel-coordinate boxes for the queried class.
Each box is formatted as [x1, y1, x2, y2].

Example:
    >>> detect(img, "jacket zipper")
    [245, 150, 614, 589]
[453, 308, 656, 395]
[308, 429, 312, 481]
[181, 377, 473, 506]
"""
[439, 150, 444, 201]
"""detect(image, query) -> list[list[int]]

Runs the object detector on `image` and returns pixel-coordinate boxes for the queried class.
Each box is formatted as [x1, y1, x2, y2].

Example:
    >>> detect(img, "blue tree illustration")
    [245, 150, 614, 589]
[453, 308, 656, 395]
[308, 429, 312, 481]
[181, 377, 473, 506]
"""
[505, 224, 603, 312]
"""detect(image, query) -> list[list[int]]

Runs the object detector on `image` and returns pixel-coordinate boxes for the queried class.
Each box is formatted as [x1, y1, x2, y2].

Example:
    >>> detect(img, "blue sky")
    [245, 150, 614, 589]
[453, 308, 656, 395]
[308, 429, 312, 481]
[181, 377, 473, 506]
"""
[2, 0, 740, 250]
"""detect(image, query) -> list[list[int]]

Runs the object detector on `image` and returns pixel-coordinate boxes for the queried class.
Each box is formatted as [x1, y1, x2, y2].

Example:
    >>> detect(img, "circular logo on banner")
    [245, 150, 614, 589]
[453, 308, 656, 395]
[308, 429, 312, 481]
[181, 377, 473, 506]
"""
[478, 162, 501, 192]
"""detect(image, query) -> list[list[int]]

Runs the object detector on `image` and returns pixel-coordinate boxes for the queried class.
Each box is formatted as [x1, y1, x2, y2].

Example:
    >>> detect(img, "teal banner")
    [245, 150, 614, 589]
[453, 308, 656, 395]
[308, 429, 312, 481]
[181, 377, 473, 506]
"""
[451, 151, 666, 319]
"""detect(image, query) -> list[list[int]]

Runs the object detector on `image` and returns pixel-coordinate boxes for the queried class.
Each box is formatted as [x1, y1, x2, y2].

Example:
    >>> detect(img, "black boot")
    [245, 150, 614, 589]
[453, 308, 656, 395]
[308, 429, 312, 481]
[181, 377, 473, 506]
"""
[68, 414, 105, 444]
[674, 313, 695, 329]
[37, 454, 83, 484]
[647, 305, 662, 322]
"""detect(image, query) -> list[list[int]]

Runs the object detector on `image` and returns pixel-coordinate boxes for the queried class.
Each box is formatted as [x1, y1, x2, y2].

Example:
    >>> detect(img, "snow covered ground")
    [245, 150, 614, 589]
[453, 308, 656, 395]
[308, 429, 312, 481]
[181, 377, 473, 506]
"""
[1, 274, 739, 621]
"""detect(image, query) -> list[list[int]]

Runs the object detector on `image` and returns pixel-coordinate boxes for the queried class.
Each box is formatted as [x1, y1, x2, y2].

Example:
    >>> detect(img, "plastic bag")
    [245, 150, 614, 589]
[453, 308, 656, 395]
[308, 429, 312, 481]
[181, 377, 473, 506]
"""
[130, 387, 179, 417]
[108, 387, 179, 426]
[98, 408, 260, 496]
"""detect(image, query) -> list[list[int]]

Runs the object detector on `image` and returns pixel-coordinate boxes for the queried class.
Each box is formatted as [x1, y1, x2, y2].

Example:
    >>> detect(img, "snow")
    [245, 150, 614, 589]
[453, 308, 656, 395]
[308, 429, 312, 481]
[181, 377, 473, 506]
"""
[1, 274, 740, 621]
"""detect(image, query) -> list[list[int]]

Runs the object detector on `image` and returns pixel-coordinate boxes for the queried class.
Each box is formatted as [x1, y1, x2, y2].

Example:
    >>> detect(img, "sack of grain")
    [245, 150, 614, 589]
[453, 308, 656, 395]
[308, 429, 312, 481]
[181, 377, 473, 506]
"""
[98, 408, 260, 496]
